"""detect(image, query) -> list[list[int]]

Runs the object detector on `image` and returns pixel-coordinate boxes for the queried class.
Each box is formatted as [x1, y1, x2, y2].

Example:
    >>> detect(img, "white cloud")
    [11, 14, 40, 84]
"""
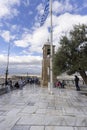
[53, 0, 74, 14]
[0, 54, 41, 65]
[0, 54, 42, 75]
[0, 0, 20, 19]
[0, 54, 7, 63]
[9, 55, 41, 64]
[36, 3, 44, 15]
[22, 0, 30, 7]
[52, 13, 87, 49]
[0, 31, 11, 42]
[31, 27, 49, 45]
[14, 26, 49, 53]
[14, 40, 29, 48]
[11, 25, 18, 31]
[28, 11, 33, 15]
[0, 30, 16, 42]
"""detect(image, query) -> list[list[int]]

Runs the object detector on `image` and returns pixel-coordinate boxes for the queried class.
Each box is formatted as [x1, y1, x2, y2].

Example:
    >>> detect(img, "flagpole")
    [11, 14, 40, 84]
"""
[49, 0, 53, 94]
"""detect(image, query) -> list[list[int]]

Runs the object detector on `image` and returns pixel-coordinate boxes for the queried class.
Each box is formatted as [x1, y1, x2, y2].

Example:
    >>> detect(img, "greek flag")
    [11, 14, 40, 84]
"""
[40, 0, 49, 26]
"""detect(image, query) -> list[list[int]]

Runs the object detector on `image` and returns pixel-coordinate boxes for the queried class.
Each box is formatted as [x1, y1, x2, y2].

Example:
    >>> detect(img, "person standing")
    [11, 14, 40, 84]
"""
[18, 78, 23, 90]
[61, 80, 65, 88]
[74, 75, 80, 91]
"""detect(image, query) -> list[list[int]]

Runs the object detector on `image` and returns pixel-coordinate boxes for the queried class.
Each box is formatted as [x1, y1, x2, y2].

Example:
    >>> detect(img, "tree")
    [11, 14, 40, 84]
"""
[53, 24, 87, 84]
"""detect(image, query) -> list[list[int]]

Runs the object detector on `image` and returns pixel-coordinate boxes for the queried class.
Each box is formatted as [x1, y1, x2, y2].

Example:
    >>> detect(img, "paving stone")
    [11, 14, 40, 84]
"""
[6, 109, 21, 116]
[45, 126, 74, 130]
[30, 126, 44, 130]
[74, 127, 87, 130]
[12, 125, 30, 130]
[21, 106, 37, 114]
[36, 109, 47, 114]
[17, 115, 45, 125]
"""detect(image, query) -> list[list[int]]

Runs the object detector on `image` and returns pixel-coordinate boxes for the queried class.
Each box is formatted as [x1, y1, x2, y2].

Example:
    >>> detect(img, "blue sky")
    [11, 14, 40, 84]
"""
[0, 0, 87, 76]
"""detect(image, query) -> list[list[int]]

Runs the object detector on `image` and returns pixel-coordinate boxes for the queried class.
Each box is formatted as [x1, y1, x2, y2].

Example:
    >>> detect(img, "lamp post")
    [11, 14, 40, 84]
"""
[5, 42, 10, 85]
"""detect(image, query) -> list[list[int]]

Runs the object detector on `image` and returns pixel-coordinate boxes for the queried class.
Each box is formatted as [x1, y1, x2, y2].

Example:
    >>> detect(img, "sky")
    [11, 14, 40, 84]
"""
[0, 0, 87, 76]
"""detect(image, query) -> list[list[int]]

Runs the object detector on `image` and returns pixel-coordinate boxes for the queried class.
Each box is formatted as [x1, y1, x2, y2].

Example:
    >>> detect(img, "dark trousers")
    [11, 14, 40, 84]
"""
[75, 83, 80, 91]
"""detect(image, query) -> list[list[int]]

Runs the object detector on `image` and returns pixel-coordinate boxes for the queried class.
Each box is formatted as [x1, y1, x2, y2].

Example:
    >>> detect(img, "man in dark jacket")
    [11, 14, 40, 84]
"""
[74, 75, 80, 91]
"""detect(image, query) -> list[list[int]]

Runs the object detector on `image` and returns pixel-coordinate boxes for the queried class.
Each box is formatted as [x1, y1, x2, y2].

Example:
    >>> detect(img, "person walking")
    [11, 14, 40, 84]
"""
[74, 75, 80, 91]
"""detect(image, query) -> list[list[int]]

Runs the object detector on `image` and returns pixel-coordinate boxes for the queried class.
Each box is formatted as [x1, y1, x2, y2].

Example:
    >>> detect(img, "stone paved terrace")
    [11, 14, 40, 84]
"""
[0, 84, 87, 130]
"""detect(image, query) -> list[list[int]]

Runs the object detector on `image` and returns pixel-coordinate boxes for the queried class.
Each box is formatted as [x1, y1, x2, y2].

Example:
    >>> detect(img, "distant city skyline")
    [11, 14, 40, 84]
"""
[0, 0, 87, 76]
